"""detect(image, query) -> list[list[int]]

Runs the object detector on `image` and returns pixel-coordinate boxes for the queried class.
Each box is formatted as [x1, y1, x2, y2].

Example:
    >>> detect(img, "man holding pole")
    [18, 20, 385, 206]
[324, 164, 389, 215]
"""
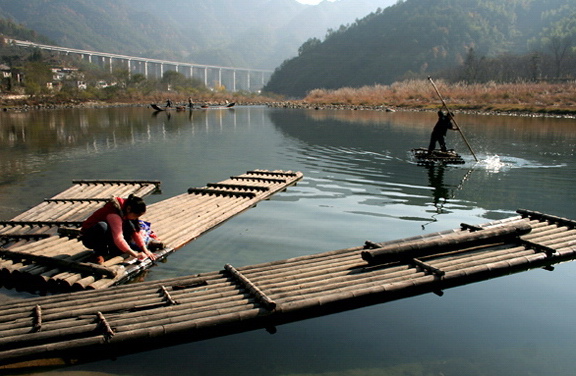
[428, 110, 456, 153]
[427, 76, 479, 162]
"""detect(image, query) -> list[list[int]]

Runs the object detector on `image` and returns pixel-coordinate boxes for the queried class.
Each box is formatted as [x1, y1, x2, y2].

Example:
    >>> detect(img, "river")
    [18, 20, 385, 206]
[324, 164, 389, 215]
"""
[0, 106, 575, 375]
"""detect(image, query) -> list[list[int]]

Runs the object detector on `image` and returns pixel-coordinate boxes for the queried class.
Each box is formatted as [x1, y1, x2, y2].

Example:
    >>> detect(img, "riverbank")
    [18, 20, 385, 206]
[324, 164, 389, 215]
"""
[1, 79, 576, 119]
[297, 79, 576, 118]
[265, 101, 576, 119]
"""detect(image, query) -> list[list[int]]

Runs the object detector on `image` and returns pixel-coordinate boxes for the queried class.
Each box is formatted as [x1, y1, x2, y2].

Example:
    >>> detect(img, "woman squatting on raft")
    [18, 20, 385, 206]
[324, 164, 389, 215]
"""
[81, 194, 160, 264]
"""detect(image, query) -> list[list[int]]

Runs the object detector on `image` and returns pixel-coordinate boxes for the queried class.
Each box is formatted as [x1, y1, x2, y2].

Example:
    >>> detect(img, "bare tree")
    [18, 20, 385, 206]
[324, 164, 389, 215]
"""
[547, 35, 573, 79]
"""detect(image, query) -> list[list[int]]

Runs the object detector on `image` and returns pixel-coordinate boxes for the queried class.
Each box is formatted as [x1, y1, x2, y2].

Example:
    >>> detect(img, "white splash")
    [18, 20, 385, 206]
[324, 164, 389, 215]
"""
[479, 155, 508, 173]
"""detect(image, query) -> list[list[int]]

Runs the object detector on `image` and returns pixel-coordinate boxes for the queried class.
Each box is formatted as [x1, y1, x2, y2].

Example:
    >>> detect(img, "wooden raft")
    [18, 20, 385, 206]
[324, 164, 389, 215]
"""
[412, 147, 465, 165]
[0, 209, 575, 368]
[0, 170, 302, 293]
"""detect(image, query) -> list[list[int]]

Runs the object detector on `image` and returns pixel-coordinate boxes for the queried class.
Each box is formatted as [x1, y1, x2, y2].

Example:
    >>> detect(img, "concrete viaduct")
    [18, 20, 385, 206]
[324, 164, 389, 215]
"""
[8, 39, 273, 92]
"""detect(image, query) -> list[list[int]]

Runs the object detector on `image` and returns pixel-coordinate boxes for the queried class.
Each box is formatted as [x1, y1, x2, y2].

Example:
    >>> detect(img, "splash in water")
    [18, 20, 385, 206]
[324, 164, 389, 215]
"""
[474, 154, 566, 172]
[480, 155, 508, 173]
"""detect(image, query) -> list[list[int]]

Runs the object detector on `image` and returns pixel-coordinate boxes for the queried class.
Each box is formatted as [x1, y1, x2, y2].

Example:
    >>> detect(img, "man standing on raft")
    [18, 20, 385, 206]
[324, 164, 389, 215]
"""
[428, 110, 456, 153]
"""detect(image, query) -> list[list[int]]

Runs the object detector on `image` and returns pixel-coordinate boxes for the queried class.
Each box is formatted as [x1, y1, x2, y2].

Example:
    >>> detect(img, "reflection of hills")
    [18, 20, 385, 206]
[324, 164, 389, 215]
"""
[268, 109, 431, 154]
[0, 107, 238, 183]
[0, 108, 199, 152]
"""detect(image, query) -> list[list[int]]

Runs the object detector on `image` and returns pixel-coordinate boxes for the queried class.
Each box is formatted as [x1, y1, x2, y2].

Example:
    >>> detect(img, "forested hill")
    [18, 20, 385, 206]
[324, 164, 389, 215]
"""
[0, 0, 396, 70]
[0, 18, 52, 45]
[264, 0, 576, 97]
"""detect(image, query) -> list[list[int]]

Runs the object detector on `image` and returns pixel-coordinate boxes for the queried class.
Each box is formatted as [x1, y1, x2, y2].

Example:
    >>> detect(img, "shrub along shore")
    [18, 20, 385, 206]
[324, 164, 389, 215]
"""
[296, 80, 576, 118]
[1, 80, 575, 118]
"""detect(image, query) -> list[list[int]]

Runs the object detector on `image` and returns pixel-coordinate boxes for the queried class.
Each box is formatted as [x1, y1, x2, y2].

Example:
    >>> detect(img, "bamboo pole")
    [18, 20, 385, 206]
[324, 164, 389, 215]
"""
[428, 76, 478, 161]
[361, 222, 531, 264]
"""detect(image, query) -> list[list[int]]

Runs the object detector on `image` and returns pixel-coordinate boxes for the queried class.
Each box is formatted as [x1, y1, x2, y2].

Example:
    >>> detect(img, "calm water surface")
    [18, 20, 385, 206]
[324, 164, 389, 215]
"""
[1, 106, 575, 375]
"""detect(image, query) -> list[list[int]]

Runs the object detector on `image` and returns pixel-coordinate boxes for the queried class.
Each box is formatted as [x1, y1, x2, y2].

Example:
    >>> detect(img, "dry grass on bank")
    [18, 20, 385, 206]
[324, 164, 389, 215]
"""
[304, 80, 576, 115]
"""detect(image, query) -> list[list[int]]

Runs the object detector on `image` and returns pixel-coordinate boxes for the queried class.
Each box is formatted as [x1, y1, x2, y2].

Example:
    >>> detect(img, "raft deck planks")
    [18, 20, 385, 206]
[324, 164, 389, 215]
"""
[0, 209, 575, 368]
[0, 170, 302, 293]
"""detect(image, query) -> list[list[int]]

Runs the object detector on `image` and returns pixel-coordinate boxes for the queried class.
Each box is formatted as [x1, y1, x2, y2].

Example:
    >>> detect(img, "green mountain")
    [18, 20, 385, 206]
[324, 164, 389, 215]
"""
[0, 17, 52, 44]
[264, 0, 576, 97]
[0, 0, 396, 69]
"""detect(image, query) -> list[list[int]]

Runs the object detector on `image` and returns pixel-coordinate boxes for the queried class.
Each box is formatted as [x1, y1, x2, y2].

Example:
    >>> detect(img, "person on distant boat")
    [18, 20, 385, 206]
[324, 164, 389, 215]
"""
[81, 195, 160, 264]
[428, 110, 456, 153]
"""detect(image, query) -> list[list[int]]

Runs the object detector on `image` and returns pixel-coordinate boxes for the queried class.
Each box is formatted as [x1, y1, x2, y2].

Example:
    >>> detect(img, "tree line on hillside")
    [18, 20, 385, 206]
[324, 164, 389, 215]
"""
[264, 0, 576, 97]
[0, 18, 54, 45]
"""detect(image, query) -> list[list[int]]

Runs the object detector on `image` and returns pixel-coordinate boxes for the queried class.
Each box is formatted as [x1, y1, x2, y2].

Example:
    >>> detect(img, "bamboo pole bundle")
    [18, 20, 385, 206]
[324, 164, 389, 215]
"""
[1, 240, 109, 293]
[144, 193, 222, 232]
[0, 285, 254, 344]
[0, 237, 75, 277]
[155, 192, 248, 233]
[244, 225, 518, 278]
[273, 246, 491, 301]
[1, 237, 86, 271]
[158, 198, 255, 241]
[264, 224, 570, 304]
[25, 251, 95, 292]
[0, 224, 57, 236]
[0, 304, 265, 366]
[434, 231, 576, 272]
[144, 196, 225, 234]
[435, 229, 575, 275]
[9, 202, 52, 222]
[16, 278, 238, 320]
[245, 256, 370, 293]
[273, 231, 569, 304]
[51, 181, 159, 200]
[10, 249, 91, 283]
[0, 272, 221, 319]
[271, 265, 419, 302]
[275, 272, 437, 314]
[149, 195, 254, 248]
[149, 194, 219, 220]
[0, 280, 213, 327]
[361, 222, 533, 264]
[249, 253, 367, 287]
[0, 249, 118, 279]
[273, 262, 428, 303]
[241, 221, 535, 282]
[44, 201, 103, 223]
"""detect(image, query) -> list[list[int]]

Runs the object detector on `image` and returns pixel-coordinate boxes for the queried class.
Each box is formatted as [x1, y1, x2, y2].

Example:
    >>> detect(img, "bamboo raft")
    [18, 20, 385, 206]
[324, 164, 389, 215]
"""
[412, 147, 465, 164]
[0, 170, 302, 293]
[0, 209, 575, 369]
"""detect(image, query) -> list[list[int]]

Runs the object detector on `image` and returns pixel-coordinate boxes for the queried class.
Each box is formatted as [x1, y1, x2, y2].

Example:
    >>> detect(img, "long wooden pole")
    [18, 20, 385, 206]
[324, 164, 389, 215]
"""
[428, 76, 478, 161]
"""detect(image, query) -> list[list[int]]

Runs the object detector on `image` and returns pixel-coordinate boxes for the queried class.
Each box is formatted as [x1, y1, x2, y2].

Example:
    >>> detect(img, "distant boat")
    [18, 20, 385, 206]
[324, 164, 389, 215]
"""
[199, 102, 236, 109]
[151, 103, 165, 111]
[151, 102, 235, 111]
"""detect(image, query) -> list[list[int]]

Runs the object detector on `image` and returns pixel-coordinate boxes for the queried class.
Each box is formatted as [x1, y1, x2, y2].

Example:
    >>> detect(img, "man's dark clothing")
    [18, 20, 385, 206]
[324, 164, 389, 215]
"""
[428, 112, 454, 152]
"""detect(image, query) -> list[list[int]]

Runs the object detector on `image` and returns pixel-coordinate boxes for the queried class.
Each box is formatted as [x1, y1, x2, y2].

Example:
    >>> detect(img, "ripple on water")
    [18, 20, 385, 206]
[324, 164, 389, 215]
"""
[476, 154, 567, 173]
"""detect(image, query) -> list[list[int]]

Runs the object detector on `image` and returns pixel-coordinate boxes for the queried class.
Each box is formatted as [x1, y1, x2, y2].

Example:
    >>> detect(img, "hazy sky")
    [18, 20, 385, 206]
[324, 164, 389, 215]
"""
[297, 0, 334, 4]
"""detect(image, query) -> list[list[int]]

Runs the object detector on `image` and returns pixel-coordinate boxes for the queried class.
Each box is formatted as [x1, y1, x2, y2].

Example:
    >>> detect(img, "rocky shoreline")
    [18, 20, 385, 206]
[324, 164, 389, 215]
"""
[265, 101, 576, 119]
[1, 99, 575, 119]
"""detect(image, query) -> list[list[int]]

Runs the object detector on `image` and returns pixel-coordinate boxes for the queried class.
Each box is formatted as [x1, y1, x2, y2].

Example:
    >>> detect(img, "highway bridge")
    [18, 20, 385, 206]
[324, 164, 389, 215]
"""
[7, 39, 273, 92]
